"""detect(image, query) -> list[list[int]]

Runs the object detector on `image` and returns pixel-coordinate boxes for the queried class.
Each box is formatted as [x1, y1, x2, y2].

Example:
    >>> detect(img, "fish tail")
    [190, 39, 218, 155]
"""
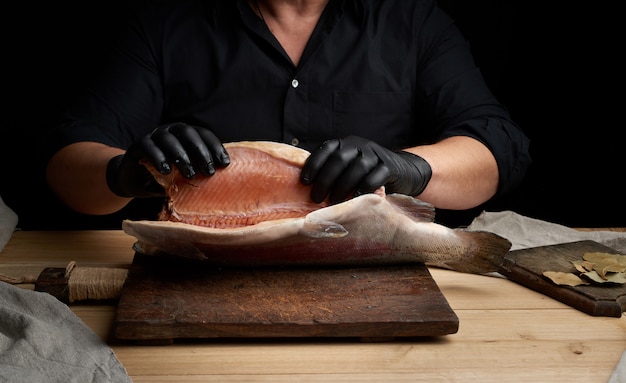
[431, 230, 512, 275]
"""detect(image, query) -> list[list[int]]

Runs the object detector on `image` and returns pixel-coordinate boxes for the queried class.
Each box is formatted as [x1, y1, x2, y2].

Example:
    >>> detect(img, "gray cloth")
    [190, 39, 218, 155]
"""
[468, 210, 626, 381]
[0, 196, 18, 254]
[468, 210, 626, 253]
[609, 350, 626, 383]
[0, 282, 132, 383]
[0, 196, 132, 382]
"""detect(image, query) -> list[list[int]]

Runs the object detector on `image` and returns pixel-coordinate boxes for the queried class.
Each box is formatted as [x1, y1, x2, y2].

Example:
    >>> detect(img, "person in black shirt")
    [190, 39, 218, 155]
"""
[45, 0, 530, 217]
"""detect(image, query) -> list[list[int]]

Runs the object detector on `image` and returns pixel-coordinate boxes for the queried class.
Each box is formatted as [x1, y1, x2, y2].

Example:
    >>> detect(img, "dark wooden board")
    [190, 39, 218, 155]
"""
[113, 254, 459, 343]
[498, 240, 626, 317]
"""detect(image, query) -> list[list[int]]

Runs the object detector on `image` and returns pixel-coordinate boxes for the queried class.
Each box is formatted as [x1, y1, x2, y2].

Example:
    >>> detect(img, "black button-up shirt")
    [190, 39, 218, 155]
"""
[51, 0, 530, 196]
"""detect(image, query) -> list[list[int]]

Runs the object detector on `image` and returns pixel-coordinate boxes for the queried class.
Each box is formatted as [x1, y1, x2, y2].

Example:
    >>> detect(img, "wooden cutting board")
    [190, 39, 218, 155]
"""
[498, 240, 626, 317]
[113, 254, 459, 343]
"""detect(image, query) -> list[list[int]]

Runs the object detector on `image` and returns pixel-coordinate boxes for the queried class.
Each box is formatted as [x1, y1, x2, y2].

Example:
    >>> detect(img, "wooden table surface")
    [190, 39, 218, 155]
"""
[1, 230, 625, 382]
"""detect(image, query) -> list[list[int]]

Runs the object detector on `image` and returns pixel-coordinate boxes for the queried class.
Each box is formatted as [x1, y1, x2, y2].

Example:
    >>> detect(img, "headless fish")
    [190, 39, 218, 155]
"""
[122, 141, 511, 275]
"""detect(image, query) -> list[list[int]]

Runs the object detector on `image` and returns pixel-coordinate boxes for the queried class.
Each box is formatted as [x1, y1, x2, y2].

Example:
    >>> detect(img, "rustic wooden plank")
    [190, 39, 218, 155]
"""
[115, 339, 626, 382]
[114, 254, 459, 342]
[498, 240, 626, 317]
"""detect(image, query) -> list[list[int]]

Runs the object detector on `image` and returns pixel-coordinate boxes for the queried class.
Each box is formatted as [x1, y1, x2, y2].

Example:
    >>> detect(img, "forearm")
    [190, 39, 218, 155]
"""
[46, 142, 131, 215]
[407, 136, 499, 210]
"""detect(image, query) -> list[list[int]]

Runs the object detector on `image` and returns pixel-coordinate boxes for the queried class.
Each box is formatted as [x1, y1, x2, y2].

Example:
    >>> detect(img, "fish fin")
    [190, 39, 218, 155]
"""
[386, 194, 436, 223]
[299, 219, 348, 238]
[427, 230, 512, 275]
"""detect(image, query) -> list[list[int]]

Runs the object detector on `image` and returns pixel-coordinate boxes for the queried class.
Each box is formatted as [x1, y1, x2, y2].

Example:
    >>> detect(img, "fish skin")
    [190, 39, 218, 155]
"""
[123, 190, 511, 275]
[124, 141, 511, 275]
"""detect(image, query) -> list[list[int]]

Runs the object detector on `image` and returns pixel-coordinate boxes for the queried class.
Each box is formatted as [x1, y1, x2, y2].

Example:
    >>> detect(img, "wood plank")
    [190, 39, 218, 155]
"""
[125, 368, 621, 383]
[0, 230, 136, 265]
[111, 338, 625, 382]
[113, 254, 459, 342]
[498, 240, 626, 317]
[80, 306, 626, 344]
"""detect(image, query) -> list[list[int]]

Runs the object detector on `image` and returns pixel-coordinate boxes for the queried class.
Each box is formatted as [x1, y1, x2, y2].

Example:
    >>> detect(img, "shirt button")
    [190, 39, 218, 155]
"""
[290, 138, 299, 146]
[291, 79, 299, 88]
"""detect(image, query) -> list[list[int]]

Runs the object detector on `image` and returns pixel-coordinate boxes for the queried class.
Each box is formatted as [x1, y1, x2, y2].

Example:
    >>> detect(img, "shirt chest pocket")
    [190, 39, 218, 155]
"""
[332, 91, 414, 148]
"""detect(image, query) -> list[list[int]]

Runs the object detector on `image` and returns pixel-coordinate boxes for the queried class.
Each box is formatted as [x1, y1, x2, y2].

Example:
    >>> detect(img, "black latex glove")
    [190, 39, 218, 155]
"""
[300, 136, 432, 204]
[106, 122, 230, 198]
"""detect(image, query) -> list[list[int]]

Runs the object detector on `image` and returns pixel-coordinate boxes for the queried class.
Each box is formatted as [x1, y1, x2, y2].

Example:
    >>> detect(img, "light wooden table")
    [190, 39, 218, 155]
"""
[2, 230, 625, 383]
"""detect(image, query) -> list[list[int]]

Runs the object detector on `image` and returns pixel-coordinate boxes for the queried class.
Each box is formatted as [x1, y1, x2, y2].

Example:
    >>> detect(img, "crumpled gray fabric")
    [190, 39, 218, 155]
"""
[0, 196, 18, 254]
[467, 210, 626, 253]
[1, 195, 130, 382]
[0, 282, 132, 383]
[609, 350, 626, 383]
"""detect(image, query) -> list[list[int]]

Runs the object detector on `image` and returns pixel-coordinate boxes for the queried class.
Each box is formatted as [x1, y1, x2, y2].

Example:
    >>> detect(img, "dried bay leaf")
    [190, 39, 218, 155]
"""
[582, 252, 626, 279]
[598, 263, 626, 279]
[543, 271, 589, 286]
[572, 260, 594, 273]
[583, 252, 626, 267]
[582, 270, 626, 284]
[544, 252, 626, 287]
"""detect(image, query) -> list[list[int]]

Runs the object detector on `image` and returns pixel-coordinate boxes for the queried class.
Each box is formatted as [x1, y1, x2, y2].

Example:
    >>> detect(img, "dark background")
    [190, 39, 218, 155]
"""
[2, 1, 624, 230]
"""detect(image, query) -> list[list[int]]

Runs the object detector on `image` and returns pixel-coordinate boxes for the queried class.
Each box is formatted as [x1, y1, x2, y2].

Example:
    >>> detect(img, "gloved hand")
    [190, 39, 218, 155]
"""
[300, 136, 432, 204]
[106, 122, 230, 198]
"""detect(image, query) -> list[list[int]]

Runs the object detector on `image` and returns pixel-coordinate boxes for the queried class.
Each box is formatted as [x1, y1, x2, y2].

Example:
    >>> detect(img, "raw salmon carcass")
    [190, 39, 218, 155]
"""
[123, 141, 512, 275]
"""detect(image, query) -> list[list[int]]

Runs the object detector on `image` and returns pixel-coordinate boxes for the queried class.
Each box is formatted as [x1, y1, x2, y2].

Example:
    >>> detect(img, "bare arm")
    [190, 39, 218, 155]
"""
[46, 136, 497, 216]
[407, 136, 499, 210]
[46, 142, 131, 215]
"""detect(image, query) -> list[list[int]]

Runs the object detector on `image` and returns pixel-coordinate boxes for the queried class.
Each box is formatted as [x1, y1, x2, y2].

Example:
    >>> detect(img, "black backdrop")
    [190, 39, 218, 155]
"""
[2, 1, 624, 230]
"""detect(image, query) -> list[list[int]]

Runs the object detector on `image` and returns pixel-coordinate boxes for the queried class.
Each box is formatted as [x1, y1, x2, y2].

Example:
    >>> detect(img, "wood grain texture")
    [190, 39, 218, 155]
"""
[2, 231, 625, 383]
[114, 254, 459, 342]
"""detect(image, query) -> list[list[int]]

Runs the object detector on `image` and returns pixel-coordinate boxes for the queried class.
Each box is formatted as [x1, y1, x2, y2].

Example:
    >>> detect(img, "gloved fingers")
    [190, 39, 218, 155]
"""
[300, 139, 341, 185]
[169, 123, 218, 176]
[165, 123, 230, 176]
[133, 136, 170, 174]
[355, 163, 391, 196]
[308, 143, 361, 203]
[196, 127, 230, 168]
[304, 135, 432, 201]
[151, 126, 195, 178]
[328, 149, 380, 203]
